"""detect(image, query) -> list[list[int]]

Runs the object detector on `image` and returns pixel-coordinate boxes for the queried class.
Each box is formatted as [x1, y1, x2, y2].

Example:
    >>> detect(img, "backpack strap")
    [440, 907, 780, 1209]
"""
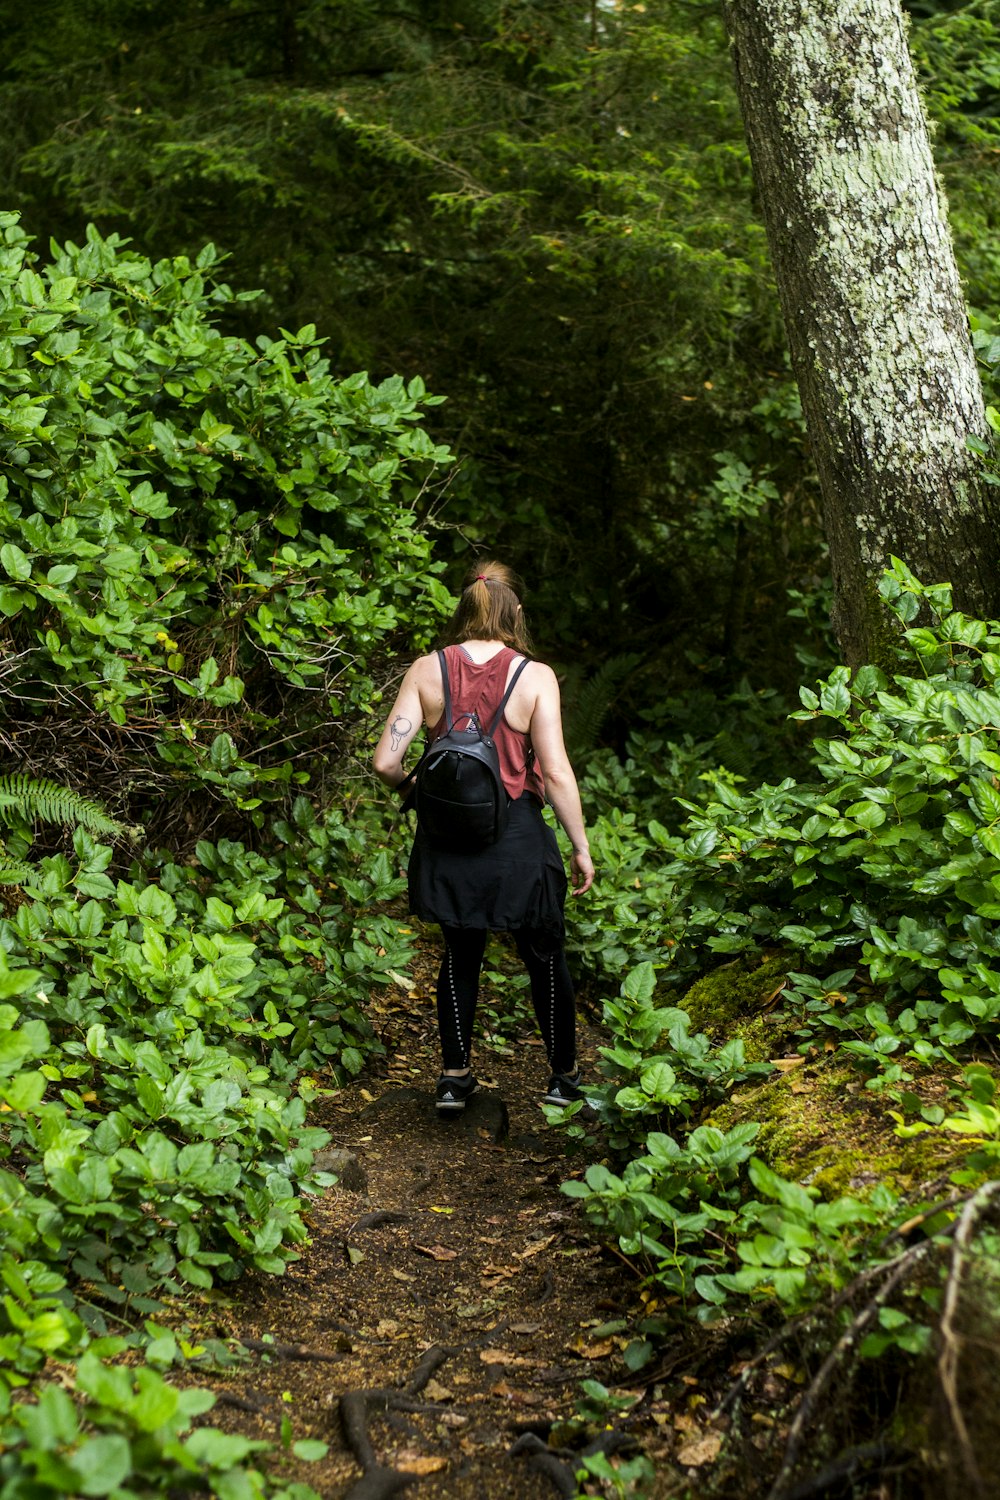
[397, 650, 459, 799]
[486, 655, 531, 736]
[437, 649, 455, 733]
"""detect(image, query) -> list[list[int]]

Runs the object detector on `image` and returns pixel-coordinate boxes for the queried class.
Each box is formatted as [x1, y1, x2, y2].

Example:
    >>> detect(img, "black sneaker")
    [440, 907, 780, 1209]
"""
[543, 1070, 583, 1106]
[435, 1072, 478, 1112]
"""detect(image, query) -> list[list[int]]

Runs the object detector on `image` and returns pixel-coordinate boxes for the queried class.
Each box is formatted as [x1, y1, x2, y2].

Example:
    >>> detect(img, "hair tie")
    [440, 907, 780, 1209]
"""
[476, 574, 488, 582]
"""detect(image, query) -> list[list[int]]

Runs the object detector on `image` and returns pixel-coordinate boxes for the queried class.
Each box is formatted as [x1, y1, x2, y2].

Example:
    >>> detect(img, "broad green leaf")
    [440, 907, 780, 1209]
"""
[2, 1069, 46, 1110]
[622, 962, 656, 1005]
[748, 1158, 814, 1216]
[67, 1435, 132, 1496]
[1, 543, 32, 581]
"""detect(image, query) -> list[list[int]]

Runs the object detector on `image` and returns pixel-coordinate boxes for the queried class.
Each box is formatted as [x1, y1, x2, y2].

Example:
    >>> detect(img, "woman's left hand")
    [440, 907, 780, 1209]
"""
[570, 849, 595, 895]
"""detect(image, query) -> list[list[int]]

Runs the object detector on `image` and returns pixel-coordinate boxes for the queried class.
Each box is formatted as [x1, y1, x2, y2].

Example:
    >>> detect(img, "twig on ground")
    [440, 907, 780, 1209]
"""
[937, 1180, 1000, 1494]
[766, 1245, 932, 1500]
[532, 1269, 555, 1303]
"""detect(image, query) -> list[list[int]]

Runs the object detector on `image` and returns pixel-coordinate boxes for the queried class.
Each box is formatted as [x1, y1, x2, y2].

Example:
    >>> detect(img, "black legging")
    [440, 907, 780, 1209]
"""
[436, 925, 576, 1075]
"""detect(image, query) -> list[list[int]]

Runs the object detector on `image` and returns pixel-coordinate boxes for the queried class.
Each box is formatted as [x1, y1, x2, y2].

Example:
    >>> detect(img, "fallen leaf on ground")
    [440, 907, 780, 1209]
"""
[478, 1349, 543, 1368]
[480, 1263, 519, 1281]
[413, 1243, 459, 1261]
[677, 1432, 723, 1466]
[518, 1234, 556, 1259]
[424, 1379, 453, 1402]
[396, 1455, 447, 1475]
[567, 1335, 616, 1359]
[582, 1339, 617, 1359]
[490, 1380, 546, 1405]
[770, 1057, 805, 1072]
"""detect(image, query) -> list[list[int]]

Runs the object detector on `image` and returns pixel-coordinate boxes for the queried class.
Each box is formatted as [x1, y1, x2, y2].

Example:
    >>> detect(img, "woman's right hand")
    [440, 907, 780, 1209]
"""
[570, 848, 595, 895]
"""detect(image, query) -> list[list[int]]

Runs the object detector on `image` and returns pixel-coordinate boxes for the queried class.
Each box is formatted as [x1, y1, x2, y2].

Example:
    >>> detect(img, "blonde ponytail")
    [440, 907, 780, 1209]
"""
[443, 560, 534, 653]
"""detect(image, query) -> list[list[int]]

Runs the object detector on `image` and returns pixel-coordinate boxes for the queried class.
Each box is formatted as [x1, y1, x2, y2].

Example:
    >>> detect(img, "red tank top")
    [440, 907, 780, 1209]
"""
[431, 645, 545, 803]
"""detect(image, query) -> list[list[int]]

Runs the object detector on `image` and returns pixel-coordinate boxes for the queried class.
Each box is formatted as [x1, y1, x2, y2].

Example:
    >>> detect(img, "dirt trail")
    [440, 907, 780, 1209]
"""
[199, 939, 689, 1498]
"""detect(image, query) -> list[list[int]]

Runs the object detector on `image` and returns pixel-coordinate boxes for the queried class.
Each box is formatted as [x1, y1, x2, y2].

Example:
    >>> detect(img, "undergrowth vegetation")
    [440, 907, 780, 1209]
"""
[0, 216, 444, 1496]
[554, 562, 1000, 1487]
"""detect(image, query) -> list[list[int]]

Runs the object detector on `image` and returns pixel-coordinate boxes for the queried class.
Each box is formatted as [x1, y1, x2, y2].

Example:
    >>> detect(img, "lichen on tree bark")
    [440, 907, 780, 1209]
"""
[722, 0, 1000, 664]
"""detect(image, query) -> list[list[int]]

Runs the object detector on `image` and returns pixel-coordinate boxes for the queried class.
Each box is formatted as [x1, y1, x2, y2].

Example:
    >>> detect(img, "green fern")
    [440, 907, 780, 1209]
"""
[0, 776, 129, 838]
[564, 653, 642, 757]
[0, 853, 34, 884]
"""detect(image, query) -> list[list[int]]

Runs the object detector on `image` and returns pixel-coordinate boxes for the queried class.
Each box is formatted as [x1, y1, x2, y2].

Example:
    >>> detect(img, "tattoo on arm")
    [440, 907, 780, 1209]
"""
[389, 716, 413, 753]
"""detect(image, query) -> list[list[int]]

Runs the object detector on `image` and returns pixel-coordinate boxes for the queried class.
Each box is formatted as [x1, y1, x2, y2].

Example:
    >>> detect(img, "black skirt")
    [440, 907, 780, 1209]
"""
[407, 794, 568, 937]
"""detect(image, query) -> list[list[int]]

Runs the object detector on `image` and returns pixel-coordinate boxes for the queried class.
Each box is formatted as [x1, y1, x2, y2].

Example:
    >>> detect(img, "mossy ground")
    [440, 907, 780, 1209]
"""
[679, 951, 969, 1197]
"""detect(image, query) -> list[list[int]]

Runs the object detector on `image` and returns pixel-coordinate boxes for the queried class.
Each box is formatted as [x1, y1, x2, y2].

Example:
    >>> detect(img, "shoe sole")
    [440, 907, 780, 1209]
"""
[436, 1086, 478, 1112]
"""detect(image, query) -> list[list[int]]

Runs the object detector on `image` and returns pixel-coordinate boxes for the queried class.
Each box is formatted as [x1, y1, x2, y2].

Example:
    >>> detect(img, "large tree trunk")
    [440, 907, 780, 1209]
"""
[722, 0, 1000, 665]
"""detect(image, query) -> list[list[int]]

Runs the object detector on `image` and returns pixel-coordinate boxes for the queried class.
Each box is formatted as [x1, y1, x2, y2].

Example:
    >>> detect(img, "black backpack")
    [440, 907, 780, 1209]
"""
[401, 649, 531, 853]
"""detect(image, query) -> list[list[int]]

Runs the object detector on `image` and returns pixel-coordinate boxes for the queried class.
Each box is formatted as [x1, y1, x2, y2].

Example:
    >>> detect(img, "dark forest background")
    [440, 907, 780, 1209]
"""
[11, 0, 998, 765]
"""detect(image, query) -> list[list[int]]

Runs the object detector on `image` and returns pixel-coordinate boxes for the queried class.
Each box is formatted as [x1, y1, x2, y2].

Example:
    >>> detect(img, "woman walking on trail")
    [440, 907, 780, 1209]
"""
[373, 560, 595, 1113]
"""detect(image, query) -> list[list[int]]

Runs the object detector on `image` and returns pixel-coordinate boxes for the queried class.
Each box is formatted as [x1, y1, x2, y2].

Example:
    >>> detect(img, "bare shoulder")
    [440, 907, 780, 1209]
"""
[408, 651, 443, 682]
[524, 659, 558, 697]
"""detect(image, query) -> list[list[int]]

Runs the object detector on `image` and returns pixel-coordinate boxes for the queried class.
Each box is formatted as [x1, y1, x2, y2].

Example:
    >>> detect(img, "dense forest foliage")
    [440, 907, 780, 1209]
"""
[4, 1, 1000, 1496]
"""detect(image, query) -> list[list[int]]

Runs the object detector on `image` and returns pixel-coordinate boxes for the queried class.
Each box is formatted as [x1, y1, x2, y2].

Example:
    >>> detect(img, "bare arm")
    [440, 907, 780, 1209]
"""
[528, 665, 595, 895]
[372, 661, 426, 789]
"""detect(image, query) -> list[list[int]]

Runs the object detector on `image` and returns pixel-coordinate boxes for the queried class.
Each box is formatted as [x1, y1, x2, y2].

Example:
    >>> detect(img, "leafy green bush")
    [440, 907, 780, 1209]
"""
[663, 564, 1000, 1058]
[0, 809, 396, 1494]
[557, 963, 881, 1332]
[0, 812, 414, 1312]
[565, 1131, 886, 1326]
[555, 962, 770, 1151]
[0, 1350, 321, 1498]
[566, 804, 683, 985]
[558, 569, 1000, 1352]
[0, 211, 453, 821]
[0, 211, 446, 1497]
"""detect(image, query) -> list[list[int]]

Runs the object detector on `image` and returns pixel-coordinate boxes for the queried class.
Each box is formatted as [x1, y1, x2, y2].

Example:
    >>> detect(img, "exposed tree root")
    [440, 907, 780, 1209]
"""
[508, 1434, 577, 1498]
[352, 1211, 413, 1232]
[337, 1326, 574, 1500]
[339, 1344, 455, 1500]
[776, 1440, 911, 1500]
[509, 1426, 639, 1497]
[215, 1391, 271, 1415]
